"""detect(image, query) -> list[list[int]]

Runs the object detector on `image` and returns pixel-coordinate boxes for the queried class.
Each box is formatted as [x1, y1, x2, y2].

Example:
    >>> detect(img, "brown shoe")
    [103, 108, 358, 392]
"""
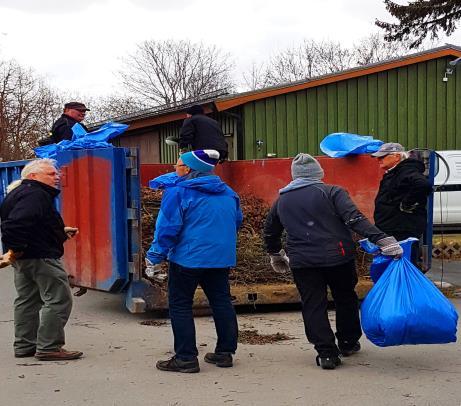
[35, 348, 83, 361]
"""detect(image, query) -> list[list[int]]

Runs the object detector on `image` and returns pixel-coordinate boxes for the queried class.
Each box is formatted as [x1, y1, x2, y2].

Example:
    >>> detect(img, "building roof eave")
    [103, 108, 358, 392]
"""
[215, 44, 461, 111]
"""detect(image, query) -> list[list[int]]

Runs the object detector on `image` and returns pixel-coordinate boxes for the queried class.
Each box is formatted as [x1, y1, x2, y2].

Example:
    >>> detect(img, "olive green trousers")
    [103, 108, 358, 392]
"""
[13, 258, 72, 355]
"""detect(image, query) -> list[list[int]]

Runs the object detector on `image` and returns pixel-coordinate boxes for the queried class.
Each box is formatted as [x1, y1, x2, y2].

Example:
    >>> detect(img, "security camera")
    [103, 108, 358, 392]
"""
[449, 57, 461, 67]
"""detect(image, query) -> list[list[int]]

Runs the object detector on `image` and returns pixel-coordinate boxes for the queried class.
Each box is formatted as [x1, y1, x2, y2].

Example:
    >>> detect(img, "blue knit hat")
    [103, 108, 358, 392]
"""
[181, 149, 220, 172]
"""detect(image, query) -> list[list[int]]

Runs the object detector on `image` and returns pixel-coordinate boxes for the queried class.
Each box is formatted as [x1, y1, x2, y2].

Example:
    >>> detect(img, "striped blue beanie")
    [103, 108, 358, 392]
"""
[181, 149, 220, 172]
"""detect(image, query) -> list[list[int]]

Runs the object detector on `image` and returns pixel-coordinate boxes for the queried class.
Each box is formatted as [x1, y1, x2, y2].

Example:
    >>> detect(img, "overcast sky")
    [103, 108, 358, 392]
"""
[0, 0, 460, 99]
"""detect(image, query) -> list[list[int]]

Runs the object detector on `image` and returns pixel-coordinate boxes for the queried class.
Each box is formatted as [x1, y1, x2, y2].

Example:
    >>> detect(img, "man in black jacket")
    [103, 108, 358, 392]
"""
[178, 105, 228, 161]
[0, 159, 82, 361]
[264, 153, 402, 370]
[372, 143, 432, 266]
[38, 102, 90, 146]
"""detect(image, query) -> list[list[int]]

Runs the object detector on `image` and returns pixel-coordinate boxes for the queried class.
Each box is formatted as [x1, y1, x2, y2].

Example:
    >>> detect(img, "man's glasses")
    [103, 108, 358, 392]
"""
[173, 164, 186, 168]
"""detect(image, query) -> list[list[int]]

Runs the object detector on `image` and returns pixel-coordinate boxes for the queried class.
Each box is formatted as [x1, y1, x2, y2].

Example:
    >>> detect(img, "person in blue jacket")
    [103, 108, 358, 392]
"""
[145, 149, 242, 373]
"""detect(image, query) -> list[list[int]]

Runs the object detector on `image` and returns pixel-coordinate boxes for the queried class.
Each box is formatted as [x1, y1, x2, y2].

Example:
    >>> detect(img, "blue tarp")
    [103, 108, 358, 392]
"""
[360, 243, 458, 347]
[320, 133, 383, 158]
[35, 122, 129, 159]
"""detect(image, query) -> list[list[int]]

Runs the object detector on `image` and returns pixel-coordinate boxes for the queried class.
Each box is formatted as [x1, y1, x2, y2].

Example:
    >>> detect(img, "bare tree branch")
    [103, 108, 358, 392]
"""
[241, 34, 424, 90]
[118, 39, 235, 106]
[0, 59, 62, 160]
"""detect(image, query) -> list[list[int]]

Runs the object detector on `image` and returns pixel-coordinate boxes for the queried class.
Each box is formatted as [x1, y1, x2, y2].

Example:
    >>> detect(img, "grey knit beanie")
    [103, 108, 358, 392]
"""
[291, 153, 324, 180]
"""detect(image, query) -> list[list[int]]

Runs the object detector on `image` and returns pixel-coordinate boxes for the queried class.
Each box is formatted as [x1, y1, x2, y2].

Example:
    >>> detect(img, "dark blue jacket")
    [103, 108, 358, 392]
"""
[179, 114, 228, 159]
[264, 183, 387, 268]
[0, 180, 67, 258]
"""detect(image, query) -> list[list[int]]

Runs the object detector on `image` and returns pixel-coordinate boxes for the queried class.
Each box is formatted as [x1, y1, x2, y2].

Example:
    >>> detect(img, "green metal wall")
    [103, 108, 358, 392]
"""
[159, 122, 180, 164]
[243, 57, 461, 159]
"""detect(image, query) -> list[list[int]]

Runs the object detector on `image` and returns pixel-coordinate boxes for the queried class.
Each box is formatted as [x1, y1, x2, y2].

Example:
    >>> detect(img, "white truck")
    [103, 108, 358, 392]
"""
[433, 150, 461, 232]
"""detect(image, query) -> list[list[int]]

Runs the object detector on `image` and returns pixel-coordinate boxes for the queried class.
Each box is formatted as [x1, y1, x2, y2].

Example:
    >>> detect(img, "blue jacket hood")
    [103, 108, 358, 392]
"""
[149, 171, 227, 194]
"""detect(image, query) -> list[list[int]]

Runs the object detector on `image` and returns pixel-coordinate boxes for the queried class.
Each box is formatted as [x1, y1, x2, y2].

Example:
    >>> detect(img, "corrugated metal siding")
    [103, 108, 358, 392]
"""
[159, 123, 180, 164]
[242, 57, 461, 159]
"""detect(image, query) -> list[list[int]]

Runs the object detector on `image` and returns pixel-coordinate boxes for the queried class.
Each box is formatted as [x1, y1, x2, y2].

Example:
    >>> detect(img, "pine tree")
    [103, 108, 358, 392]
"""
[376, 0, 461, 48]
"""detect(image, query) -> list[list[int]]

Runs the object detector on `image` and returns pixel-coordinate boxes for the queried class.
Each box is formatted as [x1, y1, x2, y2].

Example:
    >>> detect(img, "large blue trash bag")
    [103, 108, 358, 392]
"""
[35, 122, 129, 158]
[359, 238, 418, 283]
[320, 133, 383, 158]
[361, 251, 458, 347]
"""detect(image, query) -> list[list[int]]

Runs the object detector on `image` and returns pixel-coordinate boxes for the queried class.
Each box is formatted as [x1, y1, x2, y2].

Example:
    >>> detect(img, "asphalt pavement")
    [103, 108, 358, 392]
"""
[0, 267, 460, 406]
[427, 259, 461, 287]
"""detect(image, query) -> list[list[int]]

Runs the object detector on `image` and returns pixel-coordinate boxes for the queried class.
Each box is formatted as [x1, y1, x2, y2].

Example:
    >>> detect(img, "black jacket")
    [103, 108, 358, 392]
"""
[179, 114, 228, 159]
[264, 183, 387, 268]
[38, 114, 89, 146]
[374, 159, 432, 239]
[0, 180, 68, 259]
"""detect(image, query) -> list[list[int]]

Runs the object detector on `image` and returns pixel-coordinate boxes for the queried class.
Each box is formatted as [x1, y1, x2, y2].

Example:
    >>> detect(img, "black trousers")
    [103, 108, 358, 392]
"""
[291, 260, 362, 357]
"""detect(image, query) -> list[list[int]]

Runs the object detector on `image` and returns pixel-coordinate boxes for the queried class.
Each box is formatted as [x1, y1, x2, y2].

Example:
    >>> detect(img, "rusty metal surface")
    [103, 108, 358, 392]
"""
[140, 155, 383, 219]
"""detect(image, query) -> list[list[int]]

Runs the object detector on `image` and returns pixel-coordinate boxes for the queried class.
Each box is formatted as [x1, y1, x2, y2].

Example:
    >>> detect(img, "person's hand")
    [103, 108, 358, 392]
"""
[376, 236, 403, 259]
[269, 249, 290, 273]
[64, 226, 79, 239]
[145, 258, 167, 281]
[0, 250, 16, 269]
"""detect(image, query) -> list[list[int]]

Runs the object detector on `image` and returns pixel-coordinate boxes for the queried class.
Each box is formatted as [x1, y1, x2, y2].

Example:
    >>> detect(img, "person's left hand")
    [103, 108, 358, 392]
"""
[269, 249, 290, 273]
[145, 258, 166, 280]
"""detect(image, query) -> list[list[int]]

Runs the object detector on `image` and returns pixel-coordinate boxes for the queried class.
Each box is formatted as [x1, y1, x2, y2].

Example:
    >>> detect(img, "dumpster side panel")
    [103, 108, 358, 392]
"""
[140, 156, 382, 219]
[57, 148, 130, 292]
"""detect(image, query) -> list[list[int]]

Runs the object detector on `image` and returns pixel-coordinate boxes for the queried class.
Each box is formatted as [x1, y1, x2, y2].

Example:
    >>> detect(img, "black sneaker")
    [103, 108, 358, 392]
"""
[156, 356, 200, 373]
[316, 355, 342, 370]
[339, 342, 361, 357]
[204, 352, 233, 368]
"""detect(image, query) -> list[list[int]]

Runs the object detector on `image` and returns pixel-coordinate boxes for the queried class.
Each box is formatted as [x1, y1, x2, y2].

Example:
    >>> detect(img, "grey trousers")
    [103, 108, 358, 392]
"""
[13, 258, 73, 355]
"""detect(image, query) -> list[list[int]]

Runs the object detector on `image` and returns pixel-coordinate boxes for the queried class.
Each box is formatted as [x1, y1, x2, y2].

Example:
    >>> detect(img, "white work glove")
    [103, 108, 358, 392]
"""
[64, 226, 79, 239]
[269, 249, 290, 273]
[376, 236, 403, 259]
[145, 258, 167, 281]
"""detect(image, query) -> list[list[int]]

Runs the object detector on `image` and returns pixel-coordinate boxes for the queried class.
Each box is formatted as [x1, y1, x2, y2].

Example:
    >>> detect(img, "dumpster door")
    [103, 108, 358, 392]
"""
[57, 147, 140, 292]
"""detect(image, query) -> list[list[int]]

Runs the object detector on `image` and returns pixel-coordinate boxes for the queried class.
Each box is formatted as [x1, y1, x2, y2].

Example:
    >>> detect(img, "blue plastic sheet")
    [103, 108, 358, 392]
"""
[320, 133, 383, 158]
[35, 122, 129, 159]
[361, 256, 458, 347]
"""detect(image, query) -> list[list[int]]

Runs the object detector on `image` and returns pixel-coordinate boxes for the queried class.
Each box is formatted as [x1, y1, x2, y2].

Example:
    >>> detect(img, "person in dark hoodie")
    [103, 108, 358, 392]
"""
[372, 143, 432, 266]
[178, 105, 229, 161]
[145, 149, 242, 373]
[264, 153, 403, 370]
